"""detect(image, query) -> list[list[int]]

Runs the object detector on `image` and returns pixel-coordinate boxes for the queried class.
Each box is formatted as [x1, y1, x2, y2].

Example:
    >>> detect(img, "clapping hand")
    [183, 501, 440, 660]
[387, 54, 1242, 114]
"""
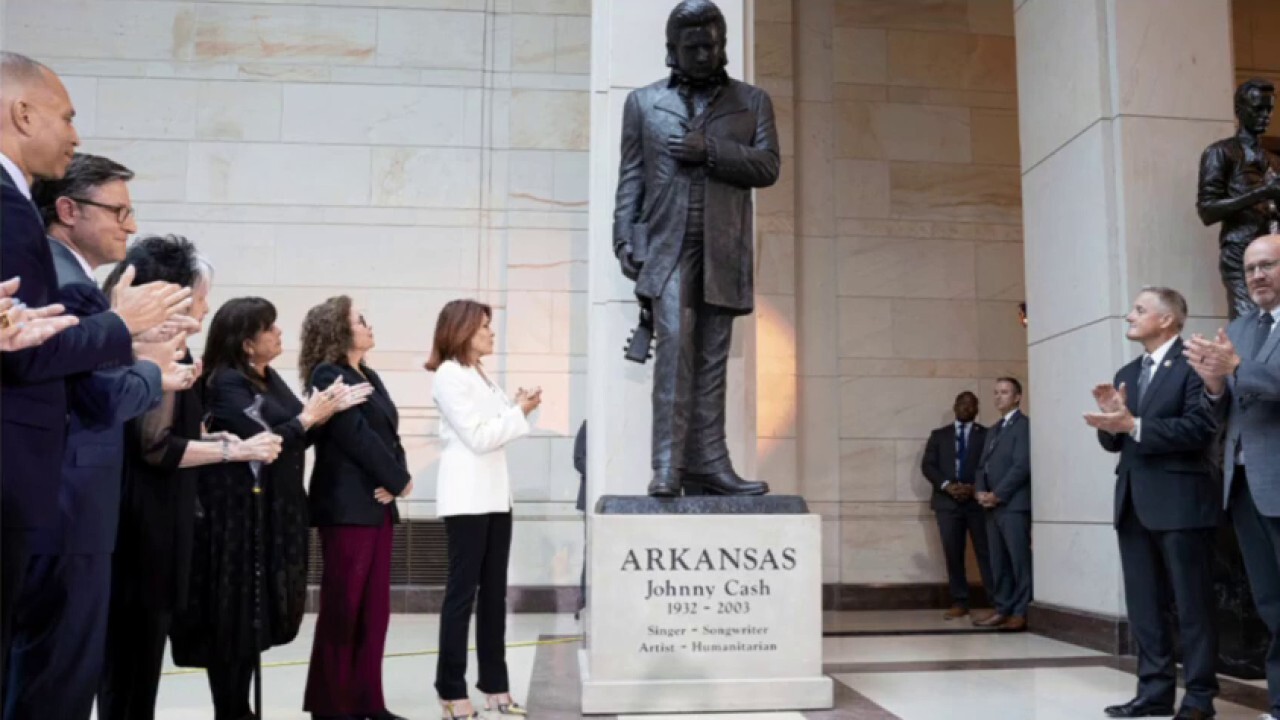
[1184, 329, 1237, 395]
[515, 386, 542, 416]
[1083, 382, 1135, 434]
[0, 278, 79, 351]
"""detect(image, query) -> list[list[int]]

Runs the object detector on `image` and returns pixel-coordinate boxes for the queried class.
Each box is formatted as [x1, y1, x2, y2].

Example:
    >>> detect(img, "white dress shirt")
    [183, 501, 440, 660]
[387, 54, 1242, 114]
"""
[432, 359, 532, 517]
[1131, 334, 1179, 443]
[0, 152, 31, 200]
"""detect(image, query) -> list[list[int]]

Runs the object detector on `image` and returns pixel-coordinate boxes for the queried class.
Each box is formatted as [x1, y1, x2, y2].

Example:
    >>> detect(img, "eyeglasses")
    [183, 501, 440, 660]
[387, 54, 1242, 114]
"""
[68, 197, 134, 225]
[1245, 259, 1280, 276]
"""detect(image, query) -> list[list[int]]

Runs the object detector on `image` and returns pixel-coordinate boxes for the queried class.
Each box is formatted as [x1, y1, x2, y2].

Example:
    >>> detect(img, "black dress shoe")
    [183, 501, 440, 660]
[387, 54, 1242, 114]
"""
[648, 470, 682, 497]
[1104, 698, 1176, 717]
[683, 470, 768, 496]
[1173, 708, 1214, 720]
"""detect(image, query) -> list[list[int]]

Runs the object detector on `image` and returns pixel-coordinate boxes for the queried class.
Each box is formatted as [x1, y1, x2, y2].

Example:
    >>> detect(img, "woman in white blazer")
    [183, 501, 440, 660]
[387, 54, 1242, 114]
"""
[425, 299, 541, 720]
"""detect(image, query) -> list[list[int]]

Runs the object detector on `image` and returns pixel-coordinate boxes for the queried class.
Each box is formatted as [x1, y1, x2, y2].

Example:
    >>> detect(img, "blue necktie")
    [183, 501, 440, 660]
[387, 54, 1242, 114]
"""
[955, 424, 967, 477]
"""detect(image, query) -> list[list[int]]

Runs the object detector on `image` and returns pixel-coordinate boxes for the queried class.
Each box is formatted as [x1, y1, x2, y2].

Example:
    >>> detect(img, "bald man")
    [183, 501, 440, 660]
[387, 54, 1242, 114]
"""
[1188, 234, 1280, 720]
[0, 52, 186, 696]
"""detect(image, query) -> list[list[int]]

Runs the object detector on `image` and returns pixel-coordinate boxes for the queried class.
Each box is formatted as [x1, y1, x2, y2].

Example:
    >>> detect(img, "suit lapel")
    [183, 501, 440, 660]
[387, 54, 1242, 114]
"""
[706, 82, 748, 125]
[1137, 338, 1183, 415]
[361, 366, 398, 429]
[940, 424, 956, 474]
[654, 86, 690, 124]
[984, 411, 1019, 460]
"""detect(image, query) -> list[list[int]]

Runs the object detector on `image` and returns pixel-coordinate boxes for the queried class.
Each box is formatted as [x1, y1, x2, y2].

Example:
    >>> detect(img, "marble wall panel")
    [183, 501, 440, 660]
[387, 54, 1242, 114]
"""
[834, 0, 968, 32]
[4, 0, 195, 61]
[1033, 521, 1125, 617]
[891, 299, 980, 361]
[1014, 0, 1106, 169]
[888, 162, 1021, 223]
[186, 142, 371, 206]
[841, 517, 947, 584]
[193, 5, 378, 64]
[837, 237, 977, 299]
[836, 298, 894, 358]
[841, 377, 978, 439]
[282, 84, 483, 147]
[510, 90, 590, 150]
[1112, 0, 1233, 120]
[196, 81, 284, 141]
[371, 147, 483, 209]
[840, 440, 898, 501]
[887, 31, 1017, 92]
[835, 101, 972, 163]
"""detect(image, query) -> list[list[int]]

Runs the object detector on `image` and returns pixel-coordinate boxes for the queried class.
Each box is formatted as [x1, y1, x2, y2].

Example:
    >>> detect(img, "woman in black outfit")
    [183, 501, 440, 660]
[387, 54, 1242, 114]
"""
[100, 235, 282, 720]
[170, 297, 371, 720]
[299, 295, 411, 720]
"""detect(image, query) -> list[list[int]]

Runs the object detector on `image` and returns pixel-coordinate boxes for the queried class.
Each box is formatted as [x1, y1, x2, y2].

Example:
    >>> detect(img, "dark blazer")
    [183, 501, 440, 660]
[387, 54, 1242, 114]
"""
[975, 410, 1032, 513]
[921, 421, 988, 512]
[115, 369, 203, 612]
[30, 241, 163, 555]
[1098, 338, 1218, 531]
[308, 362, 409, 526]
[0, 165, 133, 531]
[613, 77, 780, 314]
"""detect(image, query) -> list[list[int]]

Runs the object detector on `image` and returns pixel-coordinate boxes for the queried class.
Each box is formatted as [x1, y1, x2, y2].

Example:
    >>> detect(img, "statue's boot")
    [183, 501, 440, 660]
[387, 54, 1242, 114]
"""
[683, 470, 768, 496]
[648, 468, 682, 497]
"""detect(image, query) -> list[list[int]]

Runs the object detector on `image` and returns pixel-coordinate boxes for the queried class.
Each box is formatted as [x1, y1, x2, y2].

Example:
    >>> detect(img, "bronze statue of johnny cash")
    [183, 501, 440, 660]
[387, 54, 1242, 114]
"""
[612, 0, 781, 498]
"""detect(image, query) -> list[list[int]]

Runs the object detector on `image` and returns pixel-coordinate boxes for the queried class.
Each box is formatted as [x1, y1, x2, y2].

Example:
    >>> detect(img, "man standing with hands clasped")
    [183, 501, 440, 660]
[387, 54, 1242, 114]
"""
[921, 391, 994, 621]
[1087, 287, 1219, 720]
[973, 378, 1031, 632]
[1187, 234, 1280, 720]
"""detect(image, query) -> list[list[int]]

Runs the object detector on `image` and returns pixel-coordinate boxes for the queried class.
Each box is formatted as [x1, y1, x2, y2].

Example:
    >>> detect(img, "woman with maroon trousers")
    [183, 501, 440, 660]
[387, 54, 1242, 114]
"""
[300, 295, 411, 720]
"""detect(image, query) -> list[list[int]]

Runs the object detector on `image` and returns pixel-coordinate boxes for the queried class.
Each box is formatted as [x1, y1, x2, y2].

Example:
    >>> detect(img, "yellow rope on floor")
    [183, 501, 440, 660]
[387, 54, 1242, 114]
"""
[159, 636, 583, 676]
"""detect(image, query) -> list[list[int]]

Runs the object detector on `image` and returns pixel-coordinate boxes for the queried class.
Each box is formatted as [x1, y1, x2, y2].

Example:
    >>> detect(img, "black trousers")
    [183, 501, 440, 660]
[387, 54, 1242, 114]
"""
[436, 512, 513, 701]
[5, 553, 110, 720]
[206, 659, 255, 720]
[0, 530, 26, 707]
[986, 509, 1033, 618]
[650, 231, 735, 475]
[1116, 498, 1218, 712]
[98, 602, 171, 720]
[1230, 465, 1280, 717]
[935, 502, 994, 609]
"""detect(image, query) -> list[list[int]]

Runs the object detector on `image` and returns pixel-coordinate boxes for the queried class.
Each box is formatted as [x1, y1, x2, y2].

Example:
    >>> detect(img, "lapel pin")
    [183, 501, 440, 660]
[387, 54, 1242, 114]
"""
[1163, 360, 1172, 368]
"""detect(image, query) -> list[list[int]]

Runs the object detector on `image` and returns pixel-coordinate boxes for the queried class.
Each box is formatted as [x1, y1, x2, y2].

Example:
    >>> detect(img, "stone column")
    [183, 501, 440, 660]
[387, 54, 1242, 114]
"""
[1015, 0, 1233, 642]
[586, 0, 753, 504]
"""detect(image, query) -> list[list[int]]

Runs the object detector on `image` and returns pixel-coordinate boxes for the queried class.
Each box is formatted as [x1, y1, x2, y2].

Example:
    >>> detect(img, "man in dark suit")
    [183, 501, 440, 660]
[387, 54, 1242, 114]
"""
[613, 0, 780, 497]
[973, 377, 1032, 631]
[1087, 288, 1219, 720]
[4, 154, 193, 720]
[1188, 234, 1280, 720]
[921, 391, 993, 620]
[0, 52, 190, 691]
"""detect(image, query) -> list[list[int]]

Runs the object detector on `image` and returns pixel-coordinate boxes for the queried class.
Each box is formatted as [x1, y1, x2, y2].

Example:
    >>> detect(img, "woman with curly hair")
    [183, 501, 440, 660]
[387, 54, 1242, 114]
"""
[170, 297, 372, 720]
[300, 295, 411, 720]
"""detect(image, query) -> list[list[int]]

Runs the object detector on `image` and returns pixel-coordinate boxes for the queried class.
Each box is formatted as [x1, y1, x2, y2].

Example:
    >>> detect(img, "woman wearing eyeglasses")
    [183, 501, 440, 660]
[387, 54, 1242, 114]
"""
[300, 296, 410, 720]
[426, 299, 541, 720]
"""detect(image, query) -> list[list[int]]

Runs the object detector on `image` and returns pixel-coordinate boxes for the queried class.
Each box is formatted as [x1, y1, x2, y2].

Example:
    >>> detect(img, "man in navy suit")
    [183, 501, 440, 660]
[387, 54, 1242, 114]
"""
[921, 391, 993, 620]
[1087, 288, 1219, 720]
[0, 52, 190, 695]
[4, 154, 195, 720]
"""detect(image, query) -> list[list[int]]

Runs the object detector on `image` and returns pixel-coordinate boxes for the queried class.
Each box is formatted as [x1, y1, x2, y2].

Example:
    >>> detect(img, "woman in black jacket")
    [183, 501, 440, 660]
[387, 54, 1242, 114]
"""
[170, 297, 370, 720]
[299, 295, 411, 720]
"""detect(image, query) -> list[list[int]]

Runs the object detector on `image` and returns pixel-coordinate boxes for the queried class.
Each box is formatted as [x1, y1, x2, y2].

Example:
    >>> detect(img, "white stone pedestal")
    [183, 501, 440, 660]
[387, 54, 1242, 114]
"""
[580, 500, 832, 714]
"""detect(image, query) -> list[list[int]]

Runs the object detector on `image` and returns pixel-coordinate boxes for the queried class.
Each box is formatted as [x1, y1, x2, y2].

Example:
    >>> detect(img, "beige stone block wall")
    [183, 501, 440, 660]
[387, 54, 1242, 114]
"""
[760, 0, 1026, 588]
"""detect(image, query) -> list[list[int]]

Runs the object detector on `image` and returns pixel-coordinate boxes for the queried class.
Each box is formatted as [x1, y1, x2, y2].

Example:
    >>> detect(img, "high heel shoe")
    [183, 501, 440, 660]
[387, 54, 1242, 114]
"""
[485, 696, 528, 717]
[441, 700, 479, 720]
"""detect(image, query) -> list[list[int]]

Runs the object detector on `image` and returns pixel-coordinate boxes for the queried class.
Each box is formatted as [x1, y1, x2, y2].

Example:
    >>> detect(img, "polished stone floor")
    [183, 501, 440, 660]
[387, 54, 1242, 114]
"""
[138, 611, 1271, 719]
